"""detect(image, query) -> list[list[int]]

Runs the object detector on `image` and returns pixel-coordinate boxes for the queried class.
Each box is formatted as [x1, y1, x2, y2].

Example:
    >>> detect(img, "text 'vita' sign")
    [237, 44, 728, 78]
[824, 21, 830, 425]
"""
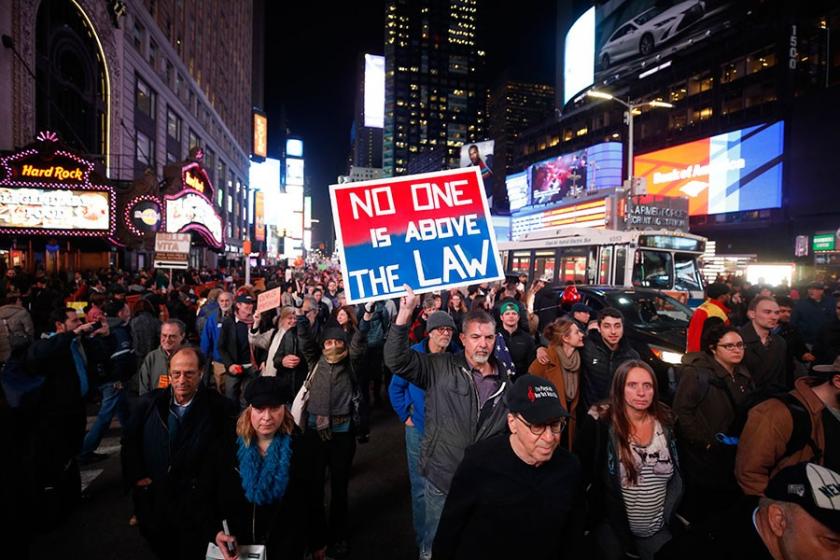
[330, 167, 503, 304]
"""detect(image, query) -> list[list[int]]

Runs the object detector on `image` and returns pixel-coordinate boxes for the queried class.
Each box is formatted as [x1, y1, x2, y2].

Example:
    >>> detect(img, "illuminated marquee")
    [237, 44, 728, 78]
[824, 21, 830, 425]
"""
[165, 190, 224, 249]
[180, 161, 215, 199]
[253, 112, 268, 158]
[0, 131, 115, 237]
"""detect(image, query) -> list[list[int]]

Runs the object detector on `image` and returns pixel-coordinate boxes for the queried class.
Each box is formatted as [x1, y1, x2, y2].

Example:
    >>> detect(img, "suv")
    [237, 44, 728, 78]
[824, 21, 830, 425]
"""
[555, 285, 690, 400]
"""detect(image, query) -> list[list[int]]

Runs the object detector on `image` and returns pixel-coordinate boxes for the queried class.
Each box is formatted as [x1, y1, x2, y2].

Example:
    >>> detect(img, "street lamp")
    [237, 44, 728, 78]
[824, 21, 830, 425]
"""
[586, 90, 673, 194]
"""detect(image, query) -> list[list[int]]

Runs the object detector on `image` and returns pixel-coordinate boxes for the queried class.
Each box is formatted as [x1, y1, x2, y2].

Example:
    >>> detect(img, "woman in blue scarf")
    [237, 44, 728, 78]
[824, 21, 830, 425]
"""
[204, 376, 325, 560]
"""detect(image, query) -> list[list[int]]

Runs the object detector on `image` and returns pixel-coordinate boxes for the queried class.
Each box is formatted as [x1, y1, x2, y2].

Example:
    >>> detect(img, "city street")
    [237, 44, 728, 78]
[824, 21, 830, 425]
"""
[30, 402, 415, 560]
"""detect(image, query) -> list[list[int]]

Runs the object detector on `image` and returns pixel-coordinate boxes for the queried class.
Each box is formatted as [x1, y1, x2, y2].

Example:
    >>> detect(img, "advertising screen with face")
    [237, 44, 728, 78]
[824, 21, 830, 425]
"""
[634, 121, 783, 216]
[529, 142, 623, 205]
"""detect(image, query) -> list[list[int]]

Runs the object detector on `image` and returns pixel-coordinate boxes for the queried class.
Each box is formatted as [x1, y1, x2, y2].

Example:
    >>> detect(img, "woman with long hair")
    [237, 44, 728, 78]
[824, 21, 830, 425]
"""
[574, 359, 682, 560]
[330, 305, 358, 336]
[447, 291, 468, 334]
[674, 324, 753, 522]
[529, 318, 584, 449]
[204, 376, 323, 560]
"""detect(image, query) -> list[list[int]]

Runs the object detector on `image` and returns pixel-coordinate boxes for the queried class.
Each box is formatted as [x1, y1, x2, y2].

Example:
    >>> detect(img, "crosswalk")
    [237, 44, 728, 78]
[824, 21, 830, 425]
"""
[80, 415, 122, 492]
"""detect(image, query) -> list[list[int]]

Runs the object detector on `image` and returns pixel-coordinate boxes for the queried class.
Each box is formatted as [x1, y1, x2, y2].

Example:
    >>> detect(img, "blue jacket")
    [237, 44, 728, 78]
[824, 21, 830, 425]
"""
[199, 308, 226, 362]
[389, 340, 430, 434]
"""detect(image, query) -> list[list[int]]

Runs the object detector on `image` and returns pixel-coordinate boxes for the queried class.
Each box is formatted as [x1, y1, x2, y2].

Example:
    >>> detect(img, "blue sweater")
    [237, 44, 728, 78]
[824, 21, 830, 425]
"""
[388, 340, 431, 435]
[199, 308, 225, 362]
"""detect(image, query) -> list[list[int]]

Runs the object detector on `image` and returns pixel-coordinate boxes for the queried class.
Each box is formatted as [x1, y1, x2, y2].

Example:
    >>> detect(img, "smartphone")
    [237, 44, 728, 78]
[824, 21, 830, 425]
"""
[222, 519, 237, 556]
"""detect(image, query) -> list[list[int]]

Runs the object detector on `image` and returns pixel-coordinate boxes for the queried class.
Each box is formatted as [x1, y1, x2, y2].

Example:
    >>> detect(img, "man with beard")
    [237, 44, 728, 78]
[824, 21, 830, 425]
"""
[385, 287, 511, 560]
[736, 358, 840, 496]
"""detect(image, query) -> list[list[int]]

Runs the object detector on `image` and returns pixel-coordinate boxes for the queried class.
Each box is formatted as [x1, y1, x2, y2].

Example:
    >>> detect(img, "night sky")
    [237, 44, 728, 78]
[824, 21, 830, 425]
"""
[263, 0, 556, 244]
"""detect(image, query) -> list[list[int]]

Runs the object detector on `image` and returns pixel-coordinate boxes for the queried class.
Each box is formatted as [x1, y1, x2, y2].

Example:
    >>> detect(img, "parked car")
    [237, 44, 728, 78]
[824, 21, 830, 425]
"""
[553, 285, 691, 401]
[599, 0, 706, 69]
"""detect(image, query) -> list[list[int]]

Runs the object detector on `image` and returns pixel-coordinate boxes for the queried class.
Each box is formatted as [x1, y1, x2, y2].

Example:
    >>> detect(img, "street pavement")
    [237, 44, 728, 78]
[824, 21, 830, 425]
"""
[29, 399, 416, 560]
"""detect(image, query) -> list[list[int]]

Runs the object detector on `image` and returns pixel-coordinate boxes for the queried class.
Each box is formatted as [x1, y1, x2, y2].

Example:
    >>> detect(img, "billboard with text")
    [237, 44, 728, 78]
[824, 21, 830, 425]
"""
[529, 142, 623, 205]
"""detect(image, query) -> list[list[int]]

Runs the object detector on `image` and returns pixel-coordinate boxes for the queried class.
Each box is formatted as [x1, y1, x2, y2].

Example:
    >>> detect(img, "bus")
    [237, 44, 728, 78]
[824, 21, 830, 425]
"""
[498, 227, 707, 305]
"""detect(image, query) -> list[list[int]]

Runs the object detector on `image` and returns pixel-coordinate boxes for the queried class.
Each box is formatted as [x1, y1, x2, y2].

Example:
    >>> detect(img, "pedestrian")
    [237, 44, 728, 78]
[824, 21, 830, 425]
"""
[575, 360, 682, 560]
[656, 462, 840, 560]
[497, 301, 536, 380]
[385, 286, 512, 560]
[792, 281, 835, 348]
[814, 294, 840, 365]
[685, 282, 731, 353]
[122, 346, 237, 559]
[297, 300, 367, 560]
[446, 291, 468, 335]
[389, 310, 458, 552]
[432, 375, 584, 559]
[567, 302, 592, 335]
[740, 295, 788, 393]
[218, 295, 258, 408]
[580, 307, 640, 410]
[199, 290, 234, 393]
[735, 357, 840, 496]
[130, 297, 161, 364]
[776, 295, 815, 383]
[674, 324, 754, 522]
[136, 319, 185, 395]
[205, 376, 324, 560]
[0, 290, 34, 365]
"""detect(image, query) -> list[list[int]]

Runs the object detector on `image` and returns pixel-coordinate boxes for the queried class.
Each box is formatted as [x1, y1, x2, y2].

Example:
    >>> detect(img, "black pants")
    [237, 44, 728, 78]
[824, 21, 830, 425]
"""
[304, 429, 356, 542]
[356, 346, 384, 435]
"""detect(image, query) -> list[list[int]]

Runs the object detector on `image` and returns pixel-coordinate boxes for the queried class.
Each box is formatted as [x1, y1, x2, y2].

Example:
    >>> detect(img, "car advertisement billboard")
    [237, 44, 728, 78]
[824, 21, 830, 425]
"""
[563, 7, 595, 105]
[529, 142, 623, 205]
[594, 1, 738, 85]
[633, 121, 784, 216]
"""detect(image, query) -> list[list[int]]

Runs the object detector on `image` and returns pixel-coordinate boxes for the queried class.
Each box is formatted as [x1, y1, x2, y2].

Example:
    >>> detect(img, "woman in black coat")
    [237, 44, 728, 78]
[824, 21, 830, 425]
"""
[204, 376, 325, 560]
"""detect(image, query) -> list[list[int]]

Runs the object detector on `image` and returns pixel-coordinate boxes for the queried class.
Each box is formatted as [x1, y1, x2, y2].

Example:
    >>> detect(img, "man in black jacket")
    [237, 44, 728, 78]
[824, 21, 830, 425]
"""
[498, 301, 536, 380]
[433, 375, 584, 559]
[740, 295, 787, 393]
[580, 307, 640, 409]
[218, 295, 257, 408]
[122, 346, 236, 559]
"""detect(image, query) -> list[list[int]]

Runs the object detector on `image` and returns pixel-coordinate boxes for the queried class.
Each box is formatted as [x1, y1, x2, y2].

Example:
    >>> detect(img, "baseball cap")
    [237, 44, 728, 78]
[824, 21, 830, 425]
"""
[499, 301, 520, 315]
[505, 374, 570, 425]
[571, 303, 592, 314]
[236, 295, 255, 305]
[426, 311, 456, 332]
[244, 376, 293, 408]
[811, 356, 840, 374]
[765, 462, 840, 532]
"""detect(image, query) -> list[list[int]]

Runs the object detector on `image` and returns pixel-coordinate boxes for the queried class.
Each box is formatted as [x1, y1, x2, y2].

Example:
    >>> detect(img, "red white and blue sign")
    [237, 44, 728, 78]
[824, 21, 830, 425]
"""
[330, 167, 504, 304]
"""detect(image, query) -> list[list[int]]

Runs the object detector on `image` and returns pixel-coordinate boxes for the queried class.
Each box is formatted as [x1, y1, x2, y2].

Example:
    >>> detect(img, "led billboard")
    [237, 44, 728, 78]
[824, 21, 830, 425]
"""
[563, 7, 595, 105]
[529, 142, 623, 205]
[460, 141, 495, 200]
[634, 121, 784, 216]
[250, 158, 281, 226]
[252, 112, 267, 158]
[285, 158, 304, 187]
[364, 54, 385, 128]
[505, 171, 529, 213]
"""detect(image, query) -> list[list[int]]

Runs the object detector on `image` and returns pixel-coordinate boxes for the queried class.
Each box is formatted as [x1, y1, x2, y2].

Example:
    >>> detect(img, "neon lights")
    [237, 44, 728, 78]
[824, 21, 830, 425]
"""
[164, 190, 224, 249]
[124, 195, 164, 237]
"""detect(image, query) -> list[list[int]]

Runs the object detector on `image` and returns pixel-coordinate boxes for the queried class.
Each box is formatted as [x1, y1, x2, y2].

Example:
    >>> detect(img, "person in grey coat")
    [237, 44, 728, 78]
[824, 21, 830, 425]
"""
[384, 286, 511, 560]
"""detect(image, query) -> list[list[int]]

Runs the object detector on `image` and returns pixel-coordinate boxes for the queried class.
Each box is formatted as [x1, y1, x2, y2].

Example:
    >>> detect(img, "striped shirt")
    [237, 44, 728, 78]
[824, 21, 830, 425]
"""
[620, 421, 674, 538]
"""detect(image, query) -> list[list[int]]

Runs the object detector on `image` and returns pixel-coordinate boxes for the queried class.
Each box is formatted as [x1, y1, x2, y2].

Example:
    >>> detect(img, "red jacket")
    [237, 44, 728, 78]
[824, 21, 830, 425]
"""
[686, 299, 731, 352]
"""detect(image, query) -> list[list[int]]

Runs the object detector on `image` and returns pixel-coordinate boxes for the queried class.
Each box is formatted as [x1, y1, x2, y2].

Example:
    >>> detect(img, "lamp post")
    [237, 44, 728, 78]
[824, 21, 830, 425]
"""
[586, 90, 673, 195]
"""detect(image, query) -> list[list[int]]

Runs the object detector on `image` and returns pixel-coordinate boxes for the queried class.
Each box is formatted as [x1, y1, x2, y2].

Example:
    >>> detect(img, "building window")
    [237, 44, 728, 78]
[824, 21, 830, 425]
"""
[746, 47, 776, 75]
[136, 77, 156, 118]
[166, 107, 181, 141]
[687, 73, 714, 95]
[132, 19, 145, 52]
[227, 194, 233, 213]
[188, 129, 200, 149]
[165, 60, 174, 87]
[721, 58, 746, 84]
[136, 130, 155, 168]
[205, 148, 216, 183]
[149, 39, 158, 69]
[217, 188, 224, 208]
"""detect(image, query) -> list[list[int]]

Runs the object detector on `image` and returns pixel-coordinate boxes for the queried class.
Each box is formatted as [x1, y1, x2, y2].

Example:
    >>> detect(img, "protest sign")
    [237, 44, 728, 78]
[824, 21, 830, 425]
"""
[256, 286, 282, 314]
[330, 167, 504, 304]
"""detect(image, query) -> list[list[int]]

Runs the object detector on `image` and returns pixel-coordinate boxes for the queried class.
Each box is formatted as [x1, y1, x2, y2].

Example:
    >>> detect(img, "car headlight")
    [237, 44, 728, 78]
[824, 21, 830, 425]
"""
[650, 344, 684, 365]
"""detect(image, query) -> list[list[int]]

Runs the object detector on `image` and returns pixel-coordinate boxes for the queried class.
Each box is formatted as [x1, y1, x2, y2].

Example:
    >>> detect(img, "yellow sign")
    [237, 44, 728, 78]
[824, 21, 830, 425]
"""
[253, 112, 268, 158]
[21, 164, 84, 181]
[185, 171, 206, 193]
[254, 191, 265, 241]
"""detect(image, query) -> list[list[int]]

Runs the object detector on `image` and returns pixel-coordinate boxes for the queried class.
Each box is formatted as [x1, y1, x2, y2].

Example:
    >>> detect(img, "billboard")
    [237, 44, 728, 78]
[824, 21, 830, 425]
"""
[633, 121, 784, 216]
[330, 168, 504, 303]
[594, 1, 737, 84]
[0, 187, 110, 231]
[364, 54, 385, 128]
[505, 171, 529, 213]
[285, 158, 304, 187]
[165, 191, 224, 248]
[529, 142, 623, 205]
[563, 7, 595, 105]
[460, 140, 495, 200]
[254, 191, 265, 241]
[252, 112, 267, 159]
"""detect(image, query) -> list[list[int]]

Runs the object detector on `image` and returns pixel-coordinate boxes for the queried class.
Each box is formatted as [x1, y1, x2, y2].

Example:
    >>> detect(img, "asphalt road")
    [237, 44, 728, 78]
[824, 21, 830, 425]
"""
[29, 401, 416, 560]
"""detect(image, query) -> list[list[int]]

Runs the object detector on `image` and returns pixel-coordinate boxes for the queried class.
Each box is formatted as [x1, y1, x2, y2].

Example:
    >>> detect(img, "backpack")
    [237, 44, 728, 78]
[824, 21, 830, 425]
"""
[697, 371, 819, 460]
[0, 316, 32, 362]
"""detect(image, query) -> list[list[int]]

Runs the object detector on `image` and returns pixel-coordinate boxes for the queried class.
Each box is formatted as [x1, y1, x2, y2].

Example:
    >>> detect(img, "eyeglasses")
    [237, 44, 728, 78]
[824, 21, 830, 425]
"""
[717, 342, 745, 351]
[169, 370, 200, 380]
[517, 414, 566, 436]
[433, 327, 454, 334]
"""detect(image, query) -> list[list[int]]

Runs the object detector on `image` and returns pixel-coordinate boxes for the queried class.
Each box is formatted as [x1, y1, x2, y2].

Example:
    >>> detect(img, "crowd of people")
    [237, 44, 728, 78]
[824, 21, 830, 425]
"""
[0, 261, 838, 560]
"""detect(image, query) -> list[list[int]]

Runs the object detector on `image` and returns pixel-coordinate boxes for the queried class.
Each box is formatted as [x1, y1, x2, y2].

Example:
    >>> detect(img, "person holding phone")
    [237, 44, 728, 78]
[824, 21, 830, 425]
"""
[205, 376, 323, 560]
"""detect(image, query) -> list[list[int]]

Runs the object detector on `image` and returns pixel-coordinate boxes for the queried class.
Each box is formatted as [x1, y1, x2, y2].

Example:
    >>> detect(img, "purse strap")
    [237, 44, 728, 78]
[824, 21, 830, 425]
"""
[303, 361, 319, 390]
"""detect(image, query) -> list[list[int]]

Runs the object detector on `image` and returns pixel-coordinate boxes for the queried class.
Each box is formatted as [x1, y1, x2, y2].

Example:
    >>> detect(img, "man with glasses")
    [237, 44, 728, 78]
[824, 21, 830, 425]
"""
[386, 287, 512, 560]
[138, 319, 185, 395]
[432, 375, 584, 559]
[123, 346, 237, 559]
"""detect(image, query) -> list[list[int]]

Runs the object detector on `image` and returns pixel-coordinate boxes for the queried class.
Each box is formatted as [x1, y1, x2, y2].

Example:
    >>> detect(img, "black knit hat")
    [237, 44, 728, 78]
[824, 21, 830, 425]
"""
[321, 326, 348, 345]
[244, 376, 293, 408]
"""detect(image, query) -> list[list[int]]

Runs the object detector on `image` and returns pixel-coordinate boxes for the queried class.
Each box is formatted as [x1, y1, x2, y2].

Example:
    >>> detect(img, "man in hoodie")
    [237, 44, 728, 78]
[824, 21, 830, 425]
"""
[580, 307, 640, 410]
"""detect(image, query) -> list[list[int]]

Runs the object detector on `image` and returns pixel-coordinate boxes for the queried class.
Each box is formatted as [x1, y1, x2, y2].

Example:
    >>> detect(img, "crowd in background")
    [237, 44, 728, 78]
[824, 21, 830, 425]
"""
[0, 260, 838, 560]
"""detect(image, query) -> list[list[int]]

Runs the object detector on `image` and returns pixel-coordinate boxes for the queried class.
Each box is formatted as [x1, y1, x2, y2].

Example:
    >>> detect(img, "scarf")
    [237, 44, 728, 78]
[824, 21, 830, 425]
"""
[323, 346, 348, 364]
[555, 346, 580, 401]
[237, 435, 293, 506]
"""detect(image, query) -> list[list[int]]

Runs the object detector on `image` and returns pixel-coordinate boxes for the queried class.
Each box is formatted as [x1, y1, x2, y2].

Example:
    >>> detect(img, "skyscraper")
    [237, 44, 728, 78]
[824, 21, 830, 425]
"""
[350, 53, 384, 170]
[383, 0, 486, 176]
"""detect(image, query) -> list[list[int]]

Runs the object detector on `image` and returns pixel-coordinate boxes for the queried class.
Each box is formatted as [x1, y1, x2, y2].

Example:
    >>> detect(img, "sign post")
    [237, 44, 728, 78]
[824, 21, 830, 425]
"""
[154, 232, 190, 270]
[243, 239, 252, 286]
[329, 167, 504, 304]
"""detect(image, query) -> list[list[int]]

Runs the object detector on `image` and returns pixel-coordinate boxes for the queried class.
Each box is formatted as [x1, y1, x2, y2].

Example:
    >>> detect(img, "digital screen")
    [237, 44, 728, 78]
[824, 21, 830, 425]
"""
[254, 191, 265, 241]
[595, 1, 736, 83]
[505, 172, 529, 213]
[364, 54, 385, 128]
[813, 233, 835, 252]
[634, 121, 784, 216]
[249, 158, 280, 191]
[563, 7, 595, 105]
[286, 138, 303, 158]
[285, 158, 304, 187]
[278, 185, 304, 239]
[529, 142, 623, 205]
[165, 191, 223, 247]
[252, 112, 267, 158]
[460, 141, 495, 201]
[0, 188, 110, 230]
